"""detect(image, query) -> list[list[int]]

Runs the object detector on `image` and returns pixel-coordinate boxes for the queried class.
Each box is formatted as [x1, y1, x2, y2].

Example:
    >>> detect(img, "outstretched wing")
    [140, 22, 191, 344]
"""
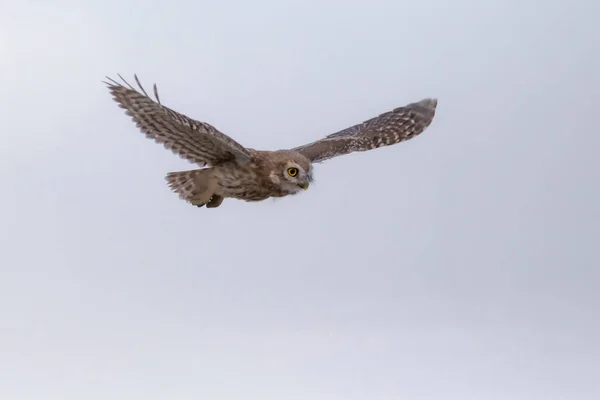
[292, 98, 438, 163]
[105, 74, 252, 167]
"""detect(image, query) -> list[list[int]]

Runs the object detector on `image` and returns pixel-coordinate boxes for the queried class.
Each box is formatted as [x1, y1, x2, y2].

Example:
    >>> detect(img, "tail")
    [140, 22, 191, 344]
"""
[165, 169, 222, 207]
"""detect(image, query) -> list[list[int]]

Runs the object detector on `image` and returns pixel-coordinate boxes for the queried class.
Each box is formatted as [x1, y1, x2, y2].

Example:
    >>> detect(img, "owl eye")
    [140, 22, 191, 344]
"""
[287, 167, 298, 177]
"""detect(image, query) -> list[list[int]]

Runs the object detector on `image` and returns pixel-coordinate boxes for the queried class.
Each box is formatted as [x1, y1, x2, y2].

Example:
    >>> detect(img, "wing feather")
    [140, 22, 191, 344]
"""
[105, 74, 252, 167]
[293, 98, 438, 163]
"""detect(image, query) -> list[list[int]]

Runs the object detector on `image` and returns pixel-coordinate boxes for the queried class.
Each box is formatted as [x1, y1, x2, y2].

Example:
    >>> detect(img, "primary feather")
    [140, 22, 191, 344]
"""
[104, 74, 252, 167]
[293, 98, 437, 163]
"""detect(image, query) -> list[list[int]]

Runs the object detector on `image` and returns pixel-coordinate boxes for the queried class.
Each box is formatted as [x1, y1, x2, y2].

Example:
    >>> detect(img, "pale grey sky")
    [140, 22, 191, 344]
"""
[1, 0, 599, 399]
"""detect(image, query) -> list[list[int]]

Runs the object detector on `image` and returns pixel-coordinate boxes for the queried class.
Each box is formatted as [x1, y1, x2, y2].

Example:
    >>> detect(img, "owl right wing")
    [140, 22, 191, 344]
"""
[105, 74, 252, 167]
[292, 98, 438, 163]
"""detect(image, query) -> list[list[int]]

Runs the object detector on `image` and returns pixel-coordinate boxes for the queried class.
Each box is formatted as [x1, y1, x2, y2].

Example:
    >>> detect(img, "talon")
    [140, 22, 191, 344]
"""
[191, 200, 206, 207]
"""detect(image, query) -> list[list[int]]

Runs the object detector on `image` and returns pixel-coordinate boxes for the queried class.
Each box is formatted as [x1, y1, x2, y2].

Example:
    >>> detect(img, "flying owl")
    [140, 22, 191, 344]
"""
[105, 75, 438, 208]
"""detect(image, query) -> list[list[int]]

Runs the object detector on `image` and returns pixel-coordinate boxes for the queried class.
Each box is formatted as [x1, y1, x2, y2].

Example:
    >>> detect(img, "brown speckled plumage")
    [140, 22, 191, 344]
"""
[105, 74, 438, 209]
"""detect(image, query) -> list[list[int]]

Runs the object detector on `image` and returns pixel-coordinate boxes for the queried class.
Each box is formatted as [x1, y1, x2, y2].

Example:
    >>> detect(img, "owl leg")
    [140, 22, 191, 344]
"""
[190, 193, 211, 207]
[189, 173, 219, 208]
[192, 194, 223, 208]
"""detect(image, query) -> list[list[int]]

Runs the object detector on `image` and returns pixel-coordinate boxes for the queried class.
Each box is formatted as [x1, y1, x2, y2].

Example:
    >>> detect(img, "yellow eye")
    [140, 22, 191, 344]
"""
[287, 167, 298, 177]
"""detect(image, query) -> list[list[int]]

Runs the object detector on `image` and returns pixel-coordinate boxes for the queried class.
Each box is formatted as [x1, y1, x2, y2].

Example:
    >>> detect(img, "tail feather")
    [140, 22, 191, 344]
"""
[165, 169, 223, 208]
[165, 170, 203, 201]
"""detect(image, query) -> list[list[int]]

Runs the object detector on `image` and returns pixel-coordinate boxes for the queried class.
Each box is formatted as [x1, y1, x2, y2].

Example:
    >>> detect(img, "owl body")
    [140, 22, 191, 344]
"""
[105, 75, 438, 209]
[166, 149, 313, 207]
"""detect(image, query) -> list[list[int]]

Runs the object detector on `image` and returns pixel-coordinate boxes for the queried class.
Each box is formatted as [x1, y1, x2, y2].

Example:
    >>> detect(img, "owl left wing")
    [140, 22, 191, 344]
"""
[292, 98, 438, 163]
[105, 74, 252, 167]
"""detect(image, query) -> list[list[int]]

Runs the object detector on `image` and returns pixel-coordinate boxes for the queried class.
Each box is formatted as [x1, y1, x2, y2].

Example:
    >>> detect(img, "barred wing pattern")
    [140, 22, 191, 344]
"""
[293, 98, 438, 163]
[105, 75, 252, 167]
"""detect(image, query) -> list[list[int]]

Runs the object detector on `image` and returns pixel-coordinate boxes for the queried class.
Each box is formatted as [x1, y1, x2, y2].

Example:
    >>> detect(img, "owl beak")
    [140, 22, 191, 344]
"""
[299, 181, 309, 190]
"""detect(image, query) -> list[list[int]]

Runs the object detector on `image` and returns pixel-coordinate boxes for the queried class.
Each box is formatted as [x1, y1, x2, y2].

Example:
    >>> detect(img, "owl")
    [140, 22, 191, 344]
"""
[105, 75, 438, 208]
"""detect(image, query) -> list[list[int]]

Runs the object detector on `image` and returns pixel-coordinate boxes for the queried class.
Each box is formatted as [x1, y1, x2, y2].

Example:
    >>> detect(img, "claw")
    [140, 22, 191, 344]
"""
[191, 195, 213, 208]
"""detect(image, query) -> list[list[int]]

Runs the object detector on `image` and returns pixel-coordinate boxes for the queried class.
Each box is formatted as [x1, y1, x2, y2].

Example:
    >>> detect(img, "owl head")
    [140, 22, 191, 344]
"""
[269, 151, 313, 194]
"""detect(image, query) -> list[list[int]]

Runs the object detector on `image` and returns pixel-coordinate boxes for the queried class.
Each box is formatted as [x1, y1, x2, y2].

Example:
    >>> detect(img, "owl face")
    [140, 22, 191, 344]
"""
[280, 160, 313, 194]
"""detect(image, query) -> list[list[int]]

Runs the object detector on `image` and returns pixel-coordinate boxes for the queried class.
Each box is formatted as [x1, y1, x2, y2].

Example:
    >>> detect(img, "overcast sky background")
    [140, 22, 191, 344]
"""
[1, 0, 599, 399]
